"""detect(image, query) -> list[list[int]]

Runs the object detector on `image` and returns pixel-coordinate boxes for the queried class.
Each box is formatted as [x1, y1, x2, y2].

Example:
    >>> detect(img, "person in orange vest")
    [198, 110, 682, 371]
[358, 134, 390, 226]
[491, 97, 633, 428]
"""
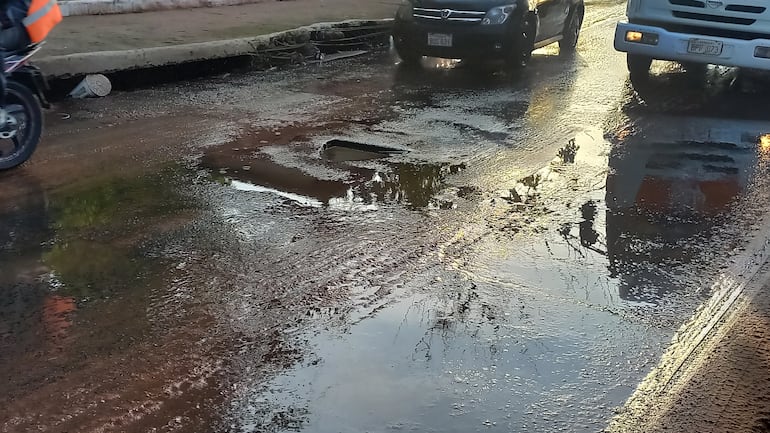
[0, 0, 60, 125]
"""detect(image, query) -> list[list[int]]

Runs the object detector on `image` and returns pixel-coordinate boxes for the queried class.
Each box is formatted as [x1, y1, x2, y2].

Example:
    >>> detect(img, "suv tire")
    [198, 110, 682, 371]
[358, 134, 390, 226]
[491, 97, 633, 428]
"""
[559, 5, 584, 54]
[394, 39, 422, 66]
[507, 15, 535, 69]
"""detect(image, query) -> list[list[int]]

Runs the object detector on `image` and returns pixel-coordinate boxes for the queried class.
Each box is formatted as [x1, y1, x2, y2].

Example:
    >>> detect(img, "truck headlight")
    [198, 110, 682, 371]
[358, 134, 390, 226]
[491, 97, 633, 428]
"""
[625, 30, 659, 45]
[482, 4, 516, 25]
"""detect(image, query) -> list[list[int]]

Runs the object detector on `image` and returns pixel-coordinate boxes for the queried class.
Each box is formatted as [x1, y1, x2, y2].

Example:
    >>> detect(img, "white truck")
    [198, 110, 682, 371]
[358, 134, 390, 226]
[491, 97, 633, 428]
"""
[613, 0, 770, 77]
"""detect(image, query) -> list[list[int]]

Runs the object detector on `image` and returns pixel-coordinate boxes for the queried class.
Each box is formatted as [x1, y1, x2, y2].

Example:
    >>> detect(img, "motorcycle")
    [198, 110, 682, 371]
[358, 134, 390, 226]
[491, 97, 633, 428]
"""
[0, 43, 49, 171]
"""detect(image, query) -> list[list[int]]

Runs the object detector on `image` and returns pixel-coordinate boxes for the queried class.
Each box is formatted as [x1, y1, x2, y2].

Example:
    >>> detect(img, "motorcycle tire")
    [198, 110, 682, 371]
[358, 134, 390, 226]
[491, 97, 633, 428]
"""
[0, 80, 43, 171]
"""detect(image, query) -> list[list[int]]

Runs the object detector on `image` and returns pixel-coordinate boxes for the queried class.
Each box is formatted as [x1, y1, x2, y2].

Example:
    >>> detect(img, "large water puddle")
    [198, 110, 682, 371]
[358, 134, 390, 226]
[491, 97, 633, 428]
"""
[210, 110, 770, 432]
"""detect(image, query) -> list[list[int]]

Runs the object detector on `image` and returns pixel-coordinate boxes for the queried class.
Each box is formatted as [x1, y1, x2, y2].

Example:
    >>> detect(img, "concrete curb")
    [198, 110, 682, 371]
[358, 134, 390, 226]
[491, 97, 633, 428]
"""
[36, 19, 393, 79]
[59, 0, 268, 17]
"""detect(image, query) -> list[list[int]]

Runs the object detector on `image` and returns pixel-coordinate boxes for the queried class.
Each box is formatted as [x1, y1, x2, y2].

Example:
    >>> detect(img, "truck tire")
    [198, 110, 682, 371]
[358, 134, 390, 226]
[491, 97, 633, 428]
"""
[682, 61, 707, 78]
[627, 54, 652, 79]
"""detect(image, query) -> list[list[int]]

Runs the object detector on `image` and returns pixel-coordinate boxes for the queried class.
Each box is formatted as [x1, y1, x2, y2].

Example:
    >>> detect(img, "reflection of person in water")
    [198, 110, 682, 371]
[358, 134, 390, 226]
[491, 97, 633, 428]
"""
[0, 174, 76, 352]
[579, 201, 599, 248]
[41, 295, 77, 342]
[559, 199, 604, 257]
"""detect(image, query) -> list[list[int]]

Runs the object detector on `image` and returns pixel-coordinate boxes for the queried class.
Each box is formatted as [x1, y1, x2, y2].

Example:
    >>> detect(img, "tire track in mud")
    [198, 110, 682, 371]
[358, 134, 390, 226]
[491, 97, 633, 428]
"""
[161, 181, 471, 431]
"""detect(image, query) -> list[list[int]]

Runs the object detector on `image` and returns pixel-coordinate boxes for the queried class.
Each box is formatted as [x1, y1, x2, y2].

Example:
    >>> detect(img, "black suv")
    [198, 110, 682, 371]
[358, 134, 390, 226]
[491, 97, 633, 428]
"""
[392, 0, 584, 67]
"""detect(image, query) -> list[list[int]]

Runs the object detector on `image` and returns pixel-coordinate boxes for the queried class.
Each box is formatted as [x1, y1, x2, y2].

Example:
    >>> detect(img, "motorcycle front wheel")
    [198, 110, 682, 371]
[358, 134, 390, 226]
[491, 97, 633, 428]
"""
[0, 80, 43, 171]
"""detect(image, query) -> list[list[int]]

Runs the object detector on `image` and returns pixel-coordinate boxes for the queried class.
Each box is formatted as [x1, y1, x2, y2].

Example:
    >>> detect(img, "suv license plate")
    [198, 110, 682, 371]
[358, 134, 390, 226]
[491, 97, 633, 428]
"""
[428, 33, 453, 47]
[687, 39, 723, 56]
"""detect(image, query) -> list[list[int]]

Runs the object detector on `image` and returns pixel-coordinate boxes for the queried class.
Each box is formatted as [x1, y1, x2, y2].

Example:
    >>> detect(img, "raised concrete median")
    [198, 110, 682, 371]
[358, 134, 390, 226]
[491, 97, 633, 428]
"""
[37, 0, 398, 79]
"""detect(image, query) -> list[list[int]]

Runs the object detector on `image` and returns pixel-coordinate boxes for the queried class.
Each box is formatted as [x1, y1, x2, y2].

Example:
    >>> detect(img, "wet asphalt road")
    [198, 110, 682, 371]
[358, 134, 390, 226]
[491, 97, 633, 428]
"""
[5, 1, 770, 432]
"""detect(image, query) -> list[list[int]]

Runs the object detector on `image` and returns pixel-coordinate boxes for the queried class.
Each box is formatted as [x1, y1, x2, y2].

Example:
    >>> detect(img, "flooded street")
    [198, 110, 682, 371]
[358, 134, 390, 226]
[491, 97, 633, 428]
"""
[5, 2, 770, 431]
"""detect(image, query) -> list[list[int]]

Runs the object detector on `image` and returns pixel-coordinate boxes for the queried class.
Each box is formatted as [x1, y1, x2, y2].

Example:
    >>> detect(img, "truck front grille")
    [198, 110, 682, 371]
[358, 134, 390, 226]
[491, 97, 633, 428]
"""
[725, 4, 765, 13]
[666, 0, 766, 26]
[672, 11, 756, 25]
[668, 0, 767, 13]
[632, 18, 770, 39]
[669, 0, 705, 8]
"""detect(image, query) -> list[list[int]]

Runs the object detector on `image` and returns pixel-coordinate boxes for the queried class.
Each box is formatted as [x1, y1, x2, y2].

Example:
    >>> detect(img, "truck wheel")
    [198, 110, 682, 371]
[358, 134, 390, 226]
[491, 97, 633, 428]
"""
[682, 61, 707, 78]
[559, 5, 584, 54]
[627, 54, 652, 79]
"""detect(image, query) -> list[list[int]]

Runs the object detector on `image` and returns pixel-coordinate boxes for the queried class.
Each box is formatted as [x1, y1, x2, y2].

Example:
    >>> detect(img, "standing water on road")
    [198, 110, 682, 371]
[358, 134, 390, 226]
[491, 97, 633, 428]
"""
[5, 6, 770, 431]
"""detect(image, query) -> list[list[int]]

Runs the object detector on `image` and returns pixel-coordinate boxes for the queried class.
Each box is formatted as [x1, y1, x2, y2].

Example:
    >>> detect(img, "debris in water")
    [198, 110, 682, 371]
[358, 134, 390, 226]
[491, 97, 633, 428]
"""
[309, 50, 369, 64]
[558, 138, 580, 164]
[69, 74, 112, 99]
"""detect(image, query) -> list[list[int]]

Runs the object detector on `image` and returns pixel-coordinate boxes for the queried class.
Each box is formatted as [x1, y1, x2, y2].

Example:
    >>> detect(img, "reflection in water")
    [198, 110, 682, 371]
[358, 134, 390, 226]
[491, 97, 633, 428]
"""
[605, 115, 762, 303]
[320, 140, 405, 162]
[0, 167, 196, 377]
[558, 139, 579, 164]
[202, 147, 465, 211]
[608, 76, 770, 433]
[579, 201, 600, 248]
[44, 172, 190, 299]
[0, 174, 55, 351]
[0, 174, 49, 260]
[1, 167, 252, 433]
[760, 133, 770, 158]
[41, 295, 77, 344]
[225, 273, 664, 433]
[630, 64, 770, 121]
[214, 54, 770, 433]
[367, 162, 465, 209]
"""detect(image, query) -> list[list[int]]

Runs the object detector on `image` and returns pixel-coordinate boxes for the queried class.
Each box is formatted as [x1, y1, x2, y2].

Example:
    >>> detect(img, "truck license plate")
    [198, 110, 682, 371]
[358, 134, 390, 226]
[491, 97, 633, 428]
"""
[687, 38, 723, 56]
[427, 33, 453, 47]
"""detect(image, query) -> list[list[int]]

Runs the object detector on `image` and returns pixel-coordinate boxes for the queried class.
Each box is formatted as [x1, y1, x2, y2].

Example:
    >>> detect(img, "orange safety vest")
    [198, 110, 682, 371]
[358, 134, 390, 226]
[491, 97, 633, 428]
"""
[23, 0, 62, 44]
